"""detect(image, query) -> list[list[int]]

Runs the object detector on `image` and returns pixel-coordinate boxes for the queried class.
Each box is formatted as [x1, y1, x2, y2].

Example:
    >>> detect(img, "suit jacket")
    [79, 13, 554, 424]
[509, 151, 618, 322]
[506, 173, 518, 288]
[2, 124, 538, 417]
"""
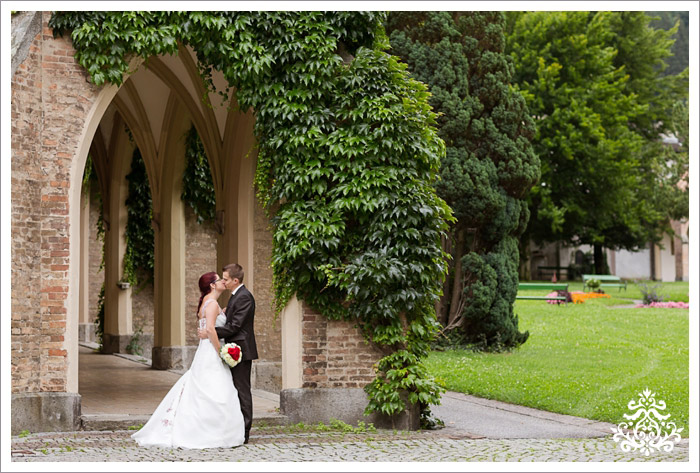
[215, 285, 258, 361]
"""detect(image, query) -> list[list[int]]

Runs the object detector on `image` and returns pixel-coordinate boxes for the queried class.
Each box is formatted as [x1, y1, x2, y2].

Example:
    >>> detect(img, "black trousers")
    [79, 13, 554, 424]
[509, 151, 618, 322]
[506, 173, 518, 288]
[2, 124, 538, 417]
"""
[231, 360, 253, 439]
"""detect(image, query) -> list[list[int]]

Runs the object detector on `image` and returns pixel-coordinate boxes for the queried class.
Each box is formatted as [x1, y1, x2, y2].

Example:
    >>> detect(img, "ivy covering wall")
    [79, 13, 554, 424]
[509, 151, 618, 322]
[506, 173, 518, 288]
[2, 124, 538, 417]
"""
[182, 125, 216, 224]
[122, 126, 215, 286]
[50, 12, 453, 418]
[124, 147, 154, 286]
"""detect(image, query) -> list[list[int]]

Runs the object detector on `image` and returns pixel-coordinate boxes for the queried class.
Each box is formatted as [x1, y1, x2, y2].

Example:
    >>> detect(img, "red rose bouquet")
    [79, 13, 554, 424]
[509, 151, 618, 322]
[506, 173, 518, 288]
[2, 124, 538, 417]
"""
[219, 342, 242, 368]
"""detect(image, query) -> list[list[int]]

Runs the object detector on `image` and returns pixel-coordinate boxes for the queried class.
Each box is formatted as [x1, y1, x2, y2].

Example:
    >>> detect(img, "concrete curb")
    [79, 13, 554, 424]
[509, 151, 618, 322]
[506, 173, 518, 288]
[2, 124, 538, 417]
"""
[81, 414, 151, 431]
[80, 412, 290, 431]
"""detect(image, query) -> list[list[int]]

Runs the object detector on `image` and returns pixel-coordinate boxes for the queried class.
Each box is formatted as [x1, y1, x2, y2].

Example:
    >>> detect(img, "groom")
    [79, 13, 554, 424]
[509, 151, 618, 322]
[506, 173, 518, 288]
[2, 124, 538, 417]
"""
[200, 263, 258, 444]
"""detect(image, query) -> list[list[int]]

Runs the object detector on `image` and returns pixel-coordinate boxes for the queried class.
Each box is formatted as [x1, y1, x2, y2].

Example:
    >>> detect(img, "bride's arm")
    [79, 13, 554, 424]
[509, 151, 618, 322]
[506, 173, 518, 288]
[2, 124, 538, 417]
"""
[204, 304, 221, 353]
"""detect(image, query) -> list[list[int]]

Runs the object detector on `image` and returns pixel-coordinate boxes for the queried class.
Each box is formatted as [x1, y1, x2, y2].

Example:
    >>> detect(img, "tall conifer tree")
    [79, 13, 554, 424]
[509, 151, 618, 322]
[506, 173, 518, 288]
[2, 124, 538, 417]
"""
[387, 12, 540, 349]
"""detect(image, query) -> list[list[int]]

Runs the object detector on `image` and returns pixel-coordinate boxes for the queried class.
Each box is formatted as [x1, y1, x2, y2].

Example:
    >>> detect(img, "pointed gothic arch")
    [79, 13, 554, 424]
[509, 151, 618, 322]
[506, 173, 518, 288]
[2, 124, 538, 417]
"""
[11, 13, 280, 434]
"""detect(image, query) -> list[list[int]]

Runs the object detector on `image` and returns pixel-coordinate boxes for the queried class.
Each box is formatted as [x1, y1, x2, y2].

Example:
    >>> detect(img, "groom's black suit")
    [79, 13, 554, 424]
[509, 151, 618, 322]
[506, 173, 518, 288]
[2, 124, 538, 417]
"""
[215, 284, 257, 443]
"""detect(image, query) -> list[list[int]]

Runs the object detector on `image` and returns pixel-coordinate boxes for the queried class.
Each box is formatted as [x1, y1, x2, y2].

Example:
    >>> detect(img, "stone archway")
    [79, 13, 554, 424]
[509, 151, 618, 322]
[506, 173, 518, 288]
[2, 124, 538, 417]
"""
[10, 12, 280, 433]
[12, 11, 412, 434]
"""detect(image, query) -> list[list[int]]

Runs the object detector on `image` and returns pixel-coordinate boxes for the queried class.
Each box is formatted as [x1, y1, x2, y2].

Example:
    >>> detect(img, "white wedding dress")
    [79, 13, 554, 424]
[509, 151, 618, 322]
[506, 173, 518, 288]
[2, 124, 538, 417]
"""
[132, 300, 246, 449]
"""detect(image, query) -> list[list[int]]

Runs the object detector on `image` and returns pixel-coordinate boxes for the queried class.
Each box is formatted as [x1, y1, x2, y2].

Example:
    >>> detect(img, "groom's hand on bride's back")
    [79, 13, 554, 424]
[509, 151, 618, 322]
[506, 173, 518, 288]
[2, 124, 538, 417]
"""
[197, 326, 208, 339]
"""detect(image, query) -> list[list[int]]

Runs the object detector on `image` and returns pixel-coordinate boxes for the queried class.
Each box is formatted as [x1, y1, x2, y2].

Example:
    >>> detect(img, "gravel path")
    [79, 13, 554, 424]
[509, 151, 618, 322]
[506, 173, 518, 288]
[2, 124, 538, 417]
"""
[10, 426, 690, 462]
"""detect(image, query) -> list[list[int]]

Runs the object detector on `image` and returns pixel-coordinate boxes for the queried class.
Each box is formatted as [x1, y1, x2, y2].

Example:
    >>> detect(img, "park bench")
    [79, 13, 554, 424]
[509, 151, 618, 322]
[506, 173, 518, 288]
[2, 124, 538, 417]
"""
[581, 274, 627, 292]
[537, 265, 569, 280]
[516, 282, 569, 301]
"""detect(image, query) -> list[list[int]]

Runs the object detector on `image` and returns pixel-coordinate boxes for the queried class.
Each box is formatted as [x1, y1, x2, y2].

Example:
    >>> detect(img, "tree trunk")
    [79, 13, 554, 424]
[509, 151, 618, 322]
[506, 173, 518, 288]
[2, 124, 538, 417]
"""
[593, 243, 605, 274]
[447, 230, 465, 327]
[518, 240, 531, 280]
[436, 233, 452, 326]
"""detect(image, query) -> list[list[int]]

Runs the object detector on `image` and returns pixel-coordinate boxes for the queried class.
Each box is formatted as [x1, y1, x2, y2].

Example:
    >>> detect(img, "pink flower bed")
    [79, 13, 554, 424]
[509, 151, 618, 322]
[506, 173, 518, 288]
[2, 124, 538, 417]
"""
[634, 301, 689, 309]
[546, 292, 564, 304]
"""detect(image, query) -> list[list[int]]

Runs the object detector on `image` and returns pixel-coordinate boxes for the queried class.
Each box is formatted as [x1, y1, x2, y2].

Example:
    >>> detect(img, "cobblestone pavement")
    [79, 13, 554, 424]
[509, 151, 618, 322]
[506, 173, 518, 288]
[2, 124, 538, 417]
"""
[10, 426, 690, 462]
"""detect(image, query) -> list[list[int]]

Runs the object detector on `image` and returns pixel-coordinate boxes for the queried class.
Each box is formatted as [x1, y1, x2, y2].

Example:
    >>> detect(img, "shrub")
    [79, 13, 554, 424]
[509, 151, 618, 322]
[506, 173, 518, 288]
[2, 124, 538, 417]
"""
[635, 281, 667, 305]
[585, 278, 601, 292]
[125, 324, 144, 356]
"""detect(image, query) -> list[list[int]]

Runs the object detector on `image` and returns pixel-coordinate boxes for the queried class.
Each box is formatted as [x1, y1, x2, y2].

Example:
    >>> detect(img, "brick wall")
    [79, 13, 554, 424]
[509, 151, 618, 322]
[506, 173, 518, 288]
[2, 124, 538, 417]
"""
[130, 278, 154, 353]
[301, 304, 382, 389]
[11, 19, 44, 393]
[11, 13, 101, 393]
[253, 200, 281, 361]
[184, 206, 218, 346]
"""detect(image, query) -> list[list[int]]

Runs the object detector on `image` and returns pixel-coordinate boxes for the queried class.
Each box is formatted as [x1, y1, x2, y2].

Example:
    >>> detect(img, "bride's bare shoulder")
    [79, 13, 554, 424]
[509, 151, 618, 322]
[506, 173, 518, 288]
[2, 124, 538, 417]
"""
[203, 299, 222, 318]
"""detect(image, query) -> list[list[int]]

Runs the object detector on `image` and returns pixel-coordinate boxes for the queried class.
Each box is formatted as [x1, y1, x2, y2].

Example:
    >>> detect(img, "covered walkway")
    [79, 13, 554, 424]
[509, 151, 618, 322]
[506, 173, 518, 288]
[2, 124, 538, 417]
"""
[78, 345, 286, 430]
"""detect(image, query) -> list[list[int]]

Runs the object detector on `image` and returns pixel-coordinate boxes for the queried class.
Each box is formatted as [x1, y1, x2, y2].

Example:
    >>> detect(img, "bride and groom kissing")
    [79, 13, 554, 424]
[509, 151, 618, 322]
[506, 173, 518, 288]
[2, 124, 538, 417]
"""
[132, 263, 258, 449]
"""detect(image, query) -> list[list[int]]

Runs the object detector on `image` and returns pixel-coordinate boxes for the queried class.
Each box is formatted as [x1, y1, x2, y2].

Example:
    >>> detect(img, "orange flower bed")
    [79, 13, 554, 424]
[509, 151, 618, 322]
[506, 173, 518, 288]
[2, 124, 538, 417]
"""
[570, 292, 612, 304]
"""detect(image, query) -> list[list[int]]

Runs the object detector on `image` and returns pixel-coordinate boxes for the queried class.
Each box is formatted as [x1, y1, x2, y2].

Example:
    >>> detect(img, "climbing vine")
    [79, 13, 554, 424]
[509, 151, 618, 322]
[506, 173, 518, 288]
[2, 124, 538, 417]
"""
[82, 155, 106, 350]
[121, 127, 214, 286]
[94, 283, 105, 350]
[82, 154, 94, 196]
[182, 125, 216, 224]
[124, 147, 154, 286]
[50, 12, 453, 418]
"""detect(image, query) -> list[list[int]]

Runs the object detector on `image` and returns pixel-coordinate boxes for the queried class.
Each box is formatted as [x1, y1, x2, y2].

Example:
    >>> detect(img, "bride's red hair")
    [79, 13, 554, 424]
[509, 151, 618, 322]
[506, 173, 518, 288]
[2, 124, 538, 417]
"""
[196, 271, 218, 318]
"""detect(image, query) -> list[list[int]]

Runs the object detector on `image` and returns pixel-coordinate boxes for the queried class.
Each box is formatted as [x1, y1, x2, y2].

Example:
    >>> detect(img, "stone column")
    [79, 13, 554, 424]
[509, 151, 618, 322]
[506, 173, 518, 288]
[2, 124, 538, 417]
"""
[78, 186, 95, 343]
[151, 102, 193, 370]
[281, 295, 303, 390]
[102, 124, 134, 354]
[217, 109, 257, 291]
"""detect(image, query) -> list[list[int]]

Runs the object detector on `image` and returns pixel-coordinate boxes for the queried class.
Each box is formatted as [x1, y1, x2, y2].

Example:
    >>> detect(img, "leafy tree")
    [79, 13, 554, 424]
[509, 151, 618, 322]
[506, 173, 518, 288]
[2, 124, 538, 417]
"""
[647, 11, 689, 77]
[506, 11, 688, 273]
[606, 11, 687, 141]
[387, 12, 539, 349]
[606, 12, 689, 245]
[667, 100, 690, 221]
[648, 99, 690, 224]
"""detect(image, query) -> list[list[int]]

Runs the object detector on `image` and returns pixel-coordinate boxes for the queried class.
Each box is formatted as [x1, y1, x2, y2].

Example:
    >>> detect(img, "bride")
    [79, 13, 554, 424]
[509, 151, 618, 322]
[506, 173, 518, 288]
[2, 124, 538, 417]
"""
[132, 272, 246, 449]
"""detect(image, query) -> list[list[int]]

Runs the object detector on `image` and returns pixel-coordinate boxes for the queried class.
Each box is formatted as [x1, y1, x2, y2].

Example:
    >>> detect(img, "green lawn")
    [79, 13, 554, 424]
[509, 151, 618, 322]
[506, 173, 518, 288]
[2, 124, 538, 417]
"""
[426, 282, 690, 436]
[619, 280, 689, 303]
[528, 279, 689, 302]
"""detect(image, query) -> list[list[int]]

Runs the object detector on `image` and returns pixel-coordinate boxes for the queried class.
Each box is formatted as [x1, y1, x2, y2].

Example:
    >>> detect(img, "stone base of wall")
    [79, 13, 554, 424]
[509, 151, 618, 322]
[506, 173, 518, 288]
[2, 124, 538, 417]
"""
[11, 392, 81, 435]
[252, 361, 282, 394]
[78, 323, 96, 343]
[280, 388, 420, 431]
[127, 333, 153, 358]
[102, 333, 131, 354]
[151, 345, 197, 370]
